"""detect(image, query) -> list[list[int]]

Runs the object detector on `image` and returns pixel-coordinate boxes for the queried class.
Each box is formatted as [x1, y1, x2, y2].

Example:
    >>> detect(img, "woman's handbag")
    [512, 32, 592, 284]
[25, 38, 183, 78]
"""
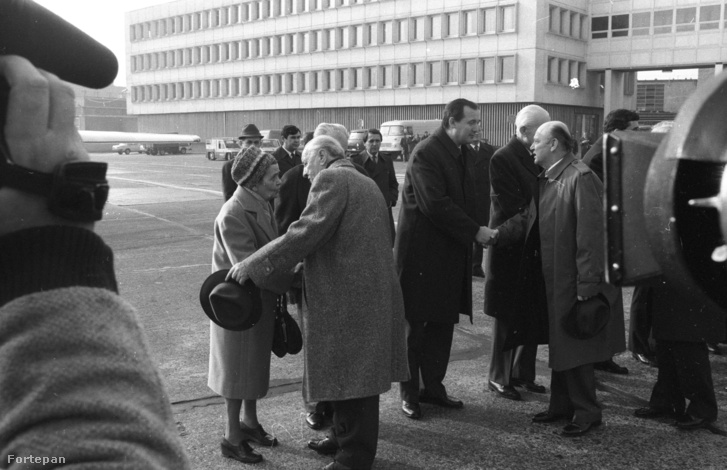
[272, 295, 303, 358]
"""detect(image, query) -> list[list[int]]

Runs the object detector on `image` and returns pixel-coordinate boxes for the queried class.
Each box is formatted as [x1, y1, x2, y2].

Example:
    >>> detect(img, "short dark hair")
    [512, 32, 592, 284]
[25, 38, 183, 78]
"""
[549, 123, 576, 154]
[281, 124, 301, 139]
[603, 109, 640, 132]
[442, 98, 479, 129]
[363, 128, 382, 142]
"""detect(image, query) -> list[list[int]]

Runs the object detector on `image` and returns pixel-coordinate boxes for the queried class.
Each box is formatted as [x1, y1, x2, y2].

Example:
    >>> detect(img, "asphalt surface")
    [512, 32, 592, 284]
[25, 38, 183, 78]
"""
[92, 151, 727, 469]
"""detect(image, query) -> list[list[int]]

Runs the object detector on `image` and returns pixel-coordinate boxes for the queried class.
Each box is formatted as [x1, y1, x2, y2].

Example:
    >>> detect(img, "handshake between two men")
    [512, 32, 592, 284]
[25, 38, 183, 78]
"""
[476, 225, 499, 247]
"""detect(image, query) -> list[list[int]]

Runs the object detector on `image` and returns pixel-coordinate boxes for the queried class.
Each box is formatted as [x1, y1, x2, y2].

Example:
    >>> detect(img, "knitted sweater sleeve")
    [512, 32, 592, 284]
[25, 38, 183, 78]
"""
[0, 226, 190, 469]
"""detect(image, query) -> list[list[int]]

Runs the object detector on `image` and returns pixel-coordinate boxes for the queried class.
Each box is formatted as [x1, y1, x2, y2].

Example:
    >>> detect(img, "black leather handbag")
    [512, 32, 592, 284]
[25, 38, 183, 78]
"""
[272, 295, 303, 358]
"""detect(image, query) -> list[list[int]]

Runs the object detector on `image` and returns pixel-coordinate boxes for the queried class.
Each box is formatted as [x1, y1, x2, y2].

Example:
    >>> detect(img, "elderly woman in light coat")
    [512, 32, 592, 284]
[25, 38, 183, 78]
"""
[209, 146, 291, 465]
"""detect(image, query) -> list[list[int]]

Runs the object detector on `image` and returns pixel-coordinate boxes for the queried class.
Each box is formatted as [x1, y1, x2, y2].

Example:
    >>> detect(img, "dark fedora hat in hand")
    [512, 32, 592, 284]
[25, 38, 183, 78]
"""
[200, 269, 262, 331]
[563, 293, 611, 340]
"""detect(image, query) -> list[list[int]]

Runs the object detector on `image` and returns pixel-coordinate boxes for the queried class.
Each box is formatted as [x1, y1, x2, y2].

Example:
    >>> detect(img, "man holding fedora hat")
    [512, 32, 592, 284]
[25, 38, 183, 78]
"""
[228, 135, 409, 470]
[496, 121, 625, 437]
[222, 124, 263, 201]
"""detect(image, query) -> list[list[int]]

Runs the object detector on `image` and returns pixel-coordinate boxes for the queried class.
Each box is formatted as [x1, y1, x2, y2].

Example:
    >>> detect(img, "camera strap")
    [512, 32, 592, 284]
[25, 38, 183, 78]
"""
[0, 159, 109, 222]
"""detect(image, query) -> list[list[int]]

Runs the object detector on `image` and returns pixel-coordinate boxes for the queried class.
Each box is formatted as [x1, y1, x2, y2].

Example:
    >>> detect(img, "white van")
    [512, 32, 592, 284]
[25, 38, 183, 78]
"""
[379, 120, 440, 161]
[205, 138, 241, 160]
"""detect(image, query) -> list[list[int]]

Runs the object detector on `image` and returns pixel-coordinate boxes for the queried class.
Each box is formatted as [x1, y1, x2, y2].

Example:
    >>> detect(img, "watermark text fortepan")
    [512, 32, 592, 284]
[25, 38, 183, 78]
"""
[7, 455, 66, 465]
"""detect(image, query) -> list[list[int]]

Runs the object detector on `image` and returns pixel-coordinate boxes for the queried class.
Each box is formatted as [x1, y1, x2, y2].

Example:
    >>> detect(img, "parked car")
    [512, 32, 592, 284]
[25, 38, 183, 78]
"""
[145, 143, 193, 155]
[112, 143, 145, 155]
[260, 138, 281, 154]
[346, 129, 367, 156]
[205, 138, 241, 160]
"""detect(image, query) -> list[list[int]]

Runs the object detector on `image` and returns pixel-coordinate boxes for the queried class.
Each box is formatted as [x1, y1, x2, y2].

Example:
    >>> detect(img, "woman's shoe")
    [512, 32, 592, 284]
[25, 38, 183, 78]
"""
[221, 439, 263, 464]
[240, 422, 279, 447]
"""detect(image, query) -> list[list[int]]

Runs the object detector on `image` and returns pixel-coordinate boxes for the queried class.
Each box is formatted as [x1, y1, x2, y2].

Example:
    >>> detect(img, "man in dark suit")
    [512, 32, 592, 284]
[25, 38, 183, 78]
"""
[470, 140, 494, 278]
[581, 109, 639, 374]
[485, 104, 549, 401]
[350, 129, 399, 245]
[272, 125, 302, 177]
[395, 99, 497, 420]
[222, 124, 262, 201]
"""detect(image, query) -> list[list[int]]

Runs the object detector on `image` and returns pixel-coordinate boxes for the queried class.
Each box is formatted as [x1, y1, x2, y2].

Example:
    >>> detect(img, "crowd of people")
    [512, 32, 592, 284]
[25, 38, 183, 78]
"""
[2, 49, 725, 469]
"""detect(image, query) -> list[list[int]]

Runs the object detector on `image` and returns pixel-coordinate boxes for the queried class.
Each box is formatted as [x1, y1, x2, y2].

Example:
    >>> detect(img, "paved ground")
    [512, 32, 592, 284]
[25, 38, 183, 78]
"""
[92, 151, 727, 469]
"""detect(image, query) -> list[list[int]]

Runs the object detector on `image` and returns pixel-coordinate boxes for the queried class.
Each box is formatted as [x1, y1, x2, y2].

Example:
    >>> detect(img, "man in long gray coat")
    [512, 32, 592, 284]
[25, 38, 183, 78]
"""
[228, 136, 409, 470]
[499, 121, 625, 437]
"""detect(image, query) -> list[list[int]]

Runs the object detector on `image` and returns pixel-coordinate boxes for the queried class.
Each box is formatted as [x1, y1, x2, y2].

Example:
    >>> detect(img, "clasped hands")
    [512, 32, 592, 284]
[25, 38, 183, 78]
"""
[475, 225, 498, 247]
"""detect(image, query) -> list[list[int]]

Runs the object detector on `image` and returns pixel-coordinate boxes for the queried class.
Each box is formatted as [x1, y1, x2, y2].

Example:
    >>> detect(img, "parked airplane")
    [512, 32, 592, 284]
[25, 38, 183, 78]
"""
[79, 130, 201, 155]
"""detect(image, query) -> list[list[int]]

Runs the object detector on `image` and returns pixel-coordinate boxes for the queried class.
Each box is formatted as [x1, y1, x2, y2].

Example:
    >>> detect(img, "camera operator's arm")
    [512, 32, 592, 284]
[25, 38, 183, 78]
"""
[0, 56, 190, 469]
[0, 55, 92, 235]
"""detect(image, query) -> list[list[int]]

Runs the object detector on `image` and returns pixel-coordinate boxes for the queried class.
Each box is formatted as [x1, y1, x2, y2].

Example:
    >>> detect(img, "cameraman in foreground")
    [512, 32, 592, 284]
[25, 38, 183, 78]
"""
[0, 56, 190, 468]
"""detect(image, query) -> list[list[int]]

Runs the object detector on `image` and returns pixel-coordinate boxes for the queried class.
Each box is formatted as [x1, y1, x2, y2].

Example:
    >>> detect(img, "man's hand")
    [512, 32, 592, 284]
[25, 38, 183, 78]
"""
[475, 226, 498, 246]
[226, 260, 251, 285]
[0, 55, 92, 235]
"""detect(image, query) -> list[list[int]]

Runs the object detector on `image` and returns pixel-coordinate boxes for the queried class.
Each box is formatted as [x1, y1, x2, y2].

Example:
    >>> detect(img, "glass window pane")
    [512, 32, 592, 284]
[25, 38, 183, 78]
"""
[482, 57, 495, 83]
[701, 4, 721, 22]
[500, 56, 514, 82]
[592, 16, 608, 32]
[500, 5, 515, 31]
[483, 8, 496, 33]
[430, 16, 441, 39]
[654, 9, 673, 34]
[611, 14, 629, 30]
[429, 62, 441, 85]
[676, 7, 696, 31]
[464, 59, 476, 82]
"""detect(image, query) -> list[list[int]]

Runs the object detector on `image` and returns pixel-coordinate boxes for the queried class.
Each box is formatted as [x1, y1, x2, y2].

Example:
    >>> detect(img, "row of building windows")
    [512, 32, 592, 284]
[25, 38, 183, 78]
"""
[636, 84, 665, 111]
[130, 7, 517, 73]
[130, 56, 517, 102]
[548, 5, 588, 40]
[130, 0, 386, 41]
[546, 56, 587, 88]
[592, 4, 723, 39]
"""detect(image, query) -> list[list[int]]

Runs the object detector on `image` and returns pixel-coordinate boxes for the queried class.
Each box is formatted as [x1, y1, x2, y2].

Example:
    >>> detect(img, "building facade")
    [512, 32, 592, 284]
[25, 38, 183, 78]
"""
[125, 0, 726, 146]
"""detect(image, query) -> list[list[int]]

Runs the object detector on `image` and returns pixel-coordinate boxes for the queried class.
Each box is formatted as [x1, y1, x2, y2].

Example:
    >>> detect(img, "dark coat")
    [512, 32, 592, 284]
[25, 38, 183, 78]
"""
[221, 158, 237, 201]
[469, 142, 494, 225]
[580, 135, 604, 182]
[245, 159, 409, 401]
[272, 146, 302, 178]
[274, 164, 311, 234]
[394, 127, 480, 324]
[639, 278, 726, 343]
[484, 136, 540, 320]
[350, 151, 399, 207]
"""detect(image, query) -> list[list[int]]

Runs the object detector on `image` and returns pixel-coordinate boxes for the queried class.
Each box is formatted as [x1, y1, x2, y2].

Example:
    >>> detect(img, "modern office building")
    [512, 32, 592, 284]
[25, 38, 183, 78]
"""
[125, 0, 727, 146]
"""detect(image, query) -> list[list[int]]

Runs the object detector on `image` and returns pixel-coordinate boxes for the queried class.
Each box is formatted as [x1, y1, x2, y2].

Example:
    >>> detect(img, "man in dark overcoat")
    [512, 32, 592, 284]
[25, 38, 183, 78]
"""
[272, 124, 302, 177]
[470, 139, 494, 278]
[350, 128, 399, 244]
[485, 105, 549, 401]
[395, 98, 496, 420]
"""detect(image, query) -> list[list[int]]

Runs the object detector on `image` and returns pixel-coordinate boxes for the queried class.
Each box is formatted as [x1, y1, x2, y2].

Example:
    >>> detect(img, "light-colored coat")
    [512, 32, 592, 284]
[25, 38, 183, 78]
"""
[538, 155, 625, 371]
[208, 186, 290, 399]
[244, 159, 409, 402]
[499, 155, 626, 371]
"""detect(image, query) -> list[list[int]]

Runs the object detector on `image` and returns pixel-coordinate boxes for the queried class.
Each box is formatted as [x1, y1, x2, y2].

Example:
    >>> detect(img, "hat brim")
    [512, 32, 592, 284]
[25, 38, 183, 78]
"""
[238, 134, 263, 140]
[200, 269, 262, 331]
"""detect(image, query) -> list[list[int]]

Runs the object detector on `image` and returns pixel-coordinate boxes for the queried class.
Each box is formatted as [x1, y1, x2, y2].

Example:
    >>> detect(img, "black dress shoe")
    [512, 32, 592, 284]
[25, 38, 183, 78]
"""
[632, 352, 658, 367]
[221, 439, 263, 464]
[560, 420, 602, 437]
[473, 266, 486, 278]
[401, 400, 422, 419]
[240, 422, 278, 447]
[419, 392, 464, 409]
[593, 359, 629, 375]
[488, 380, 521, 401]
[532, 411, 571, 423]
[676, 417, 712, 431]
[511, 378, 547, 394]
[307, 437, 338, 455]
[306, 412, 324, 430]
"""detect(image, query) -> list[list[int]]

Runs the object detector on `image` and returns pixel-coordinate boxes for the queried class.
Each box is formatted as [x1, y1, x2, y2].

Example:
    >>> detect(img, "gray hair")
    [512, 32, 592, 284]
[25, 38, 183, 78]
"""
[515, 105, 550, 129]
[306, 135, 345, 160]
[314, 123, 349, 150]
